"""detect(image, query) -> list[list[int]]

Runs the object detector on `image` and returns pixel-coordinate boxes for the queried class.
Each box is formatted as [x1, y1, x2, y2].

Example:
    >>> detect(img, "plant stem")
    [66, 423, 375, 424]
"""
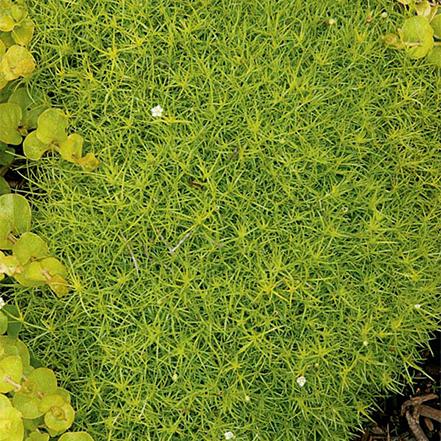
[7, 233, 17, 244]
[42, 268, 52, 281]
[406, 42, 441, 47]
[3, 375, 22, 391]
[169, 226, 198, 253]
[121, 233, 139, 275]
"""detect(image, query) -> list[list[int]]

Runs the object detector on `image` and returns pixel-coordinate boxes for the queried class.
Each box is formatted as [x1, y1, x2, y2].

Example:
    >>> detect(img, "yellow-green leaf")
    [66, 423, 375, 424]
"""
[0, 177, 9, 195]
[0, 406, 24, 441]
[382, 33, 404, 50]
[21, 261, 46, 282]
[402, 15, 434, 59]
[0, 335, 31, 368]
[8, 87, 46, 130]
[59, 133, 83, 163]
[77, 152, 99, 171]
[0, 194, 32, 238]
[26, 431, 50, 441]
[0, 30, 15, 49]
[0, 355, 22, 393]
[0, 216, 13, 249]
[40, 257, 67, 278]
[10, 5, 26, 22]
[12, 232, 50, 265]
[415, 1, 432, 18]
[0, 44, 35, 81]
[0, 311, 7, 334]
[46, 274, 69, 297]
[23, 131, 51, 160]
[44, 403, 75, 432]
[0, 13, 15, 32]
[0, 253, 23, 276]
[427, 46, 441, 66]
[28, 367, 58, 394]
[36, 108, 68, 145]
[13, 268, 45, 287]
[58, 434, 94, 441]
[431, 14, 441, 39]
[0, 102, 22, 144]
[11, 18, 34, 46]
[38, 393, 66, 414]
[12, 384, 42, 419]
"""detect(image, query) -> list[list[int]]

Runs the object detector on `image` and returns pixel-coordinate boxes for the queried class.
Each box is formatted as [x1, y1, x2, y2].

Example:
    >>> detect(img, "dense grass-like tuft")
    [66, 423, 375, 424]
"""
[7, 0, 441, 439]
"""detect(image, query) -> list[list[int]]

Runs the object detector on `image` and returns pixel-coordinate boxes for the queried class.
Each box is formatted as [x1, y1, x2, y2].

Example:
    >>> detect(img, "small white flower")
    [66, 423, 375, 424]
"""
[151, 105, 164, 117]
[0, 297, 5, 310]
[381, 12, 388, 18]
[296, 375, 306, 387]
[363, 341, 368, 346]
[245, 394, 251, 402]
[328, 18, 336, 25]
[224, 431, 235, 440]
[414, 304, 421, 309]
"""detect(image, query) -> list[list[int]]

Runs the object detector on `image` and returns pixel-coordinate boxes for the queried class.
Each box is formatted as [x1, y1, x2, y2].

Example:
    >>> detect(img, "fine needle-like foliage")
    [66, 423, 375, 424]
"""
[0, 0, 99, 182]
[0, 299, 94, 441]
[2, 0, 441, 440]
[1, 2, 96, 439]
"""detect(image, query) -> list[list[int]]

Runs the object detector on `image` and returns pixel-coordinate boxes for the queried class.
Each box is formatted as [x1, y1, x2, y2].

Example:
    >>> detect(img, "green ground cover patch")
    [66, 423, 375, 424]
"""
[6, 0, 441, 439]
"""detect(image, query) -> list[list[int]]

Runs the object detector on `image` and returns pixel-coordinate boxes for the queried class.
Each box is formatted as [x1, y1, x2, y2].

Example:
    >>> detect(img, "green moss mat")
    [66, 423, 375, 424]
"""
[8, 0, 441, 439]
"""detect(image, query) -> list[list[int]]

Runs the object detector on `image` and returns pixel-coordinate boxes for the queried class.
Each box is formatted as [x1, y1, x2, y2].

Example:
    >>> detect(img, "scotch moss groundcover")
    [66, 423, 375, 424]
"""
[6, 0, 441, 440]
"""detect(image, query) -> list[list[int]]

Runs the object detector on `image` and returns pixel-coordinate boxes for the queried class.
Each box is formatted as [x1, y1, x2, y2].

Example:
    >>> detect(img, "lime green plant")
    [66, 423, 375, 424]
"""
[0, 0, 36, 89]
[0, 1, 96, 438]
[0, 87, 99, 173]
[0, 0, 99, 176]
[0, 194, 69, 297]
[383, 0, 441, 66]
[22, 109, 99, 171]
[0, 299, 93, 441]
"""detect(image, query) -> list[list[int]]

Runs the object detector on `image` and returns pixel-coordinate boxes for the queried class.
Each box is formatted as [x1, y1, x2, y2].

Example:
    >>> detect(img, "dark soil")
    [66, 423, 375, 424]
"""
[2, 163, 27, 192]
[353, 331, 441, 441]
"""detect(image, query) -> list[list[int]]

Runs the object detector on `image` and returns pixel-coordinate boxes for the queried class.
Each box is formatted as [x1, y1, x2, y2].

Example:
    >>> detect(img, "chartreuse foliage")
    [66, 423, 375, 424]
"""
[13, 0, 440, 440]
[0, 0, 99, 188]
[383, 0, 441, 66]
[0, 194, 69, 297]
[1, 2, 95, 437]
[23, 109, 99, 171]
[0, 300, 93, 441]
[0, 88, 99, 174]
[0, 0, 36, 89]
